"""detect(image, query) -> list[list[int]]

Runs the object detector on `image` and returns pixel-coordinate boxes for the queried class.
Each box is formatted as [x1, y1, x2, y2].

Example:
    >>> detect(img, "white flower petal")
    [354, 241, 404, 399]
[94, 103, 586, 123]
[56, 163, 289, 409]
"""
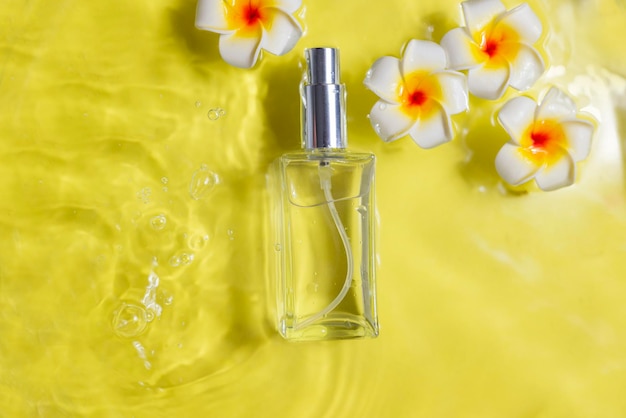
[462, 0, 507, 35]
[402, 40, 447, 76]
[497, 95, 537, 145]
[265, 0, 302, 14]
[534, 151, 575, 191]
[495, 143, 542, 185]
[508, 43, 545, 91]
[562, 119, 594, 161]
[468, 62, 510, 100]
[261, 10, 302, 56]
[369, 102, 415, 142]
[408, 102, 454, 149]
[219, 29, 264, 69]
[497, 3, 543, 44]
[441, 28, 484, 70]
[196, 0, 230, 32]
[536, 87, 577, 121]
[432, 71, 468, 115]
[364, 56, 402, 104]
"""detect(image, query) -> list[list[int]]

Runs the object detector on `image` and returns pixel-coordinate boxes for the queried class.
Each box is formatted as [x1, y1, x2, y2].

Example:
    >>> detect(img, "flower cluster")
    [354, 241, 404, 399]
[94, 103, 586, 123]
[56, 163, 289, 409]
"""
[364, 0, 596, 191]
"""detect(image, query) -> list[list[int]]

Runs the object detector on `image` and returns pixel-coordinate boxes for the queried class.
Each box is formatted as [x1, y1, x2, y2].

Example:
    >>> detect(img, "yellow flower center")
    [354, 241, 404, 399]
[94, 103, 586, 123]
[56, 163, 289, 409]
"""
[227, 0, 268, 33]
[519, 119, 567, 165]
[475, 23, 521, 66]
[398, 71, 442, 119]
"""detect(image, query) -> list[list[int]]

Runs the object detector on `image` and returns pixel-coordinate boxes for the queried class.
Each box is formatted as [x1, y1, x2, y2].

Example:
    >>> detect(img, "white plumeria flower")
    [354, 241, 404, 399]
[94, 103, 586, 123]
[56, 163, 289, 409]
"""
[495, 87, 595, 191]
[195, 0, 303, 68]
[441, 0, 545, 100]
[363, 40, 469, 148]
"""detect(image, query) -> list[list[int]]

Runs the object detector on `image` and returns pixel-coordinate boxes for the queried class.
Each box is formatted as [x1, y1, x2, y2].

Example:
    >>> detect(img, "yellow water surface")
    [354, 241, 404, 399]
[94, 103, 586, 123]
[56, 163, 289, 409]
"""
[1, 0, 626, 417]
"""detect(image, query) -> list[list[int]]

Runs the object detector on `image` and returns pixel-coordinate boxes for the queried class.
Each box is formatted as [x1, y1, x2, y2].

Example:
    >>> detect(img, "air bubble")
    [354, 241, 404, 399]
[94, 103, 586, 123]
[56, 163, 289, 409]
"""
[189, 165, 219, 200]
[195, 101, 202, 108]
[161, 177, 169, 185]
[150, 214, 167, 230]
[188, 233, 209, 250]
[227, 229, 235, 240]
[169, 255, 181, 267]
[378, 103, 387, 110]
[274, 243, 282, 252]
[207, 107, 226, 121]
[112, 302, 148, 338]
[169, 252, 194, 267]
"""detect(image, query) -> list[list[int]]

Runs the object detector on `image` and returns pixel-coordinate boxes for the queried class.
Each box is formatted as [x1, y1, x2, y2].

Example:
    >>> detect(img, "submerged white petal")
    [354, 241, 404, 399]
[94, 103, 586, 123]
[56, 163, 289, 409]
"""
[265, 0, 302, 14]
[408, 102, 454, 148]
[440, 27, 483, 70]
[402, 40, 447, 76]
[508, 43, 545, 91]
[495, 143, 542, 185]
[534, 151, 575, 191]
[497, 3, 543, 44]
[196, 0, 230, 32]
[219, 29, 264, 69]
[432, 71, 469, 115]
[497, 95, 537, 145]
[369, 102, 415, 142]
[261, 10, 302, 56]
[364, 56, 402, 104]
[467, 62, 510, 100]
[536, 87, 577, 121]
[562, 119, 594, 161]
[461, 0, 506, 35]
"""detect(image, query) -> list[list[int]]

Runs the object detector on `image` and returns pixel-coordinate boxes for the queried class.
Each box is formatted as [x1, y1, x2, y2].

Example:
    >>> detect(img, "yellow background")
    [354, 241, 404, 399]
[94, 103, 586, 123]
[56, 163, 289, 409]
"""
[1, 0, 626, 416]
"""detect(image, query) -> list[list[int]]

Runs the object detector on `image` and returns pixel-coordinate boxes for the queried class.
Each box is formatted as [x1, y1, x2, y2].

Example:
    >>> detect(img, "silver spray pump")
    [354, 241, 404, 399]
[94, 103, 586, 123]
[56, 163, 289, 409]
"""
[301, 48, 347, 150]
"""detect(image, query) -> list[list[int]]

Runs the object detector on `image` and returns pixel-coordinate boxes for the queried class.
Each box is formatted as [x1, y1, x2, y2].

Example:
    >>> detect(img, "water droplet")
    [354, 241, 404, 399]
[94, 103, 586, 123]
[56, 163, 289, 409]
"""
[207, 107, 226, 121]
[195, 101, 202, 108]
[227, 229, 235, 240]
[189, 166, 219, 200]
[169, 255, 181, 267]
[112, 303, 148, 338]
[188, 233, 209, 250]
[150, 214, 167, 230]
[274, 243, 282, 252]
[161, 177, 169, 185]
[179, 252, 194, 265]
[378, 103, 387, 111]
[373, 123, 382, 135]
[365, 69, 372, 81]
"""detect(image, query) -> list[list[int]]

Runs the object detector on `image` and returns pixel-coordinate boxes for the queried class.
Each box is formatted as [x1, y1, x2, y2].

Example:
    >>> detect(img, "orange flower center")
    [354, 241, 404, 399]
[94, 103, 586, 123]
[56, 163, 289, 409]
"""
[398, 71, 442, 119]
[520, 119, 567, 165]
[227, 0, 268, 32]
[475, 23, 521, 65]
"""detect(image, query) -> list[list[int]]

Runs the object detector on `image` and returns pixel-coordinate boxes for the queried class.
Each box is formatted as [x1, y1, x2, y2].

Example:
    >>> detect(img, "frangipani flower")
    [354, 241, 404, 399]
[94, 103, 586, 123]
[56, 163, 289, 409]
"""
[195, 0, 303, 68]
[363, 40, 469, 148]
[441, 0, 545, 100]
[495, 87, 595, 191]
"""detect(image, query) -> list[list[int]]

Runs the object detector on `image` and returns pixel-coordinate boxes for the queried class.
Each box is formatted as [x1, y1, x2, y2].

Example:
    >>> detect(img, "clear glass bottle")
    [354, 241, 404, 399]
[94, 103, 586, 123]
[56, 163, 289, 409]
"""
[269, 48, 378, 341]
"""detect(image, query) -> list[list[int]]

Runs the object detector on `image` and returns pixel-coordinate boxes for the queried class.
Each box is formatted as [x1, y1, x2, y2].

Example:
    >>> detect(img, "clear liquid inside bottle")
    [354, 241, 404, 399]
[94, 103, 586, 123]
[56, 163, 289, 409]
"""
[270, 151, 378, 341]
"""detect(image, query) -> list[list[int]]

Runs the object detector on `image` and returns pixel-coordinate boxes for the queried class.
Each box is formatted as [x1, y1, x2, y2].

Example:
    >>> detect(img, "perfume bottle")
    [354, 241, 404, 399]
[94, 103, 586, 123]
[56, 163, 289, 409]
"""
[270, 48, 378, 341]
